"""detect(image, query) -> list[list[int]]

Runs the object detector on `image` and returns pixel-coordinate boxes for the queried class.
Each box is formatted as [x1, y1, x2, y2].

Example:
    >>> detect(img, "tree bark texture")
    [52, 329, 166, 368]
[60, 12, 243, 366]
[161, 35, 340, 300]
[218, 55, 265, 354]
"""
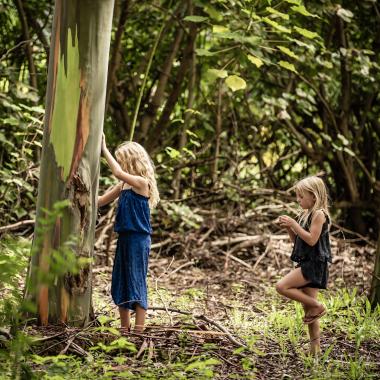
[26, 0, 115, 326]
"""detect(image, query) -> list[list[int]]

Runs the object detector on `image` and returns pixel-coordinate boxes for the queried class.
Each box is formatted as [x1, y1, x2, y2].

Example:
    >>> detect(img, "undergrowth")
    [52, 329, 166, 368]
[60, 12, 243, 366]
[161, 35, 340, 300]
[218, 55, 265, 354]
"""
[0, 236, 379, 379]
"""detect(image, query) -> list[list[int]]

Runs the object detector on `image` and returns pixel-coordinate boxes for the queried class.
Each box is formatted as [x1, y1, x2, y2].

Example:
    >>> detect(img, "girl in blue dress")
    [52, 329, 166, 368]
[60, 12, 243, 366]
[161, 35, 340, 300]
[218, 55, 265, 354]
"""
[98, 135, 159, 332]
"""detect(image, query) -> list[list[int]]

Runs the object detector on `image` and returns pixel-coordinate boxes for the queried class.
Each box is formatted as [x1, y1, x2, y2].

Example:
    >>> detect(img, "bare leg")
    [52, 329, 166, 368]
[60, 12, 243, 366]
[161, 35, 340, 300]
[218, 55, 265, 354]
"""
[119, 307, 130, 329]
[301, 288, 321, 355]
[276, 268, 325, 314]
[134, 305, 146, 332]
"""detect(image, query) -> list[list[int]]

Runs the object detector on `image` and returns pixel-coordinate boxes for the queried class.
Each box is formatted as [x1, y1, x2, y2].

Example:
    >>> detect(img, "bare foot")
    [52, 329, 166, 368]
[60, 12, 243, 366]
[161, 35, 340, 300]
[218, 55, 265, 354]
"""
[304, 304, 326, 324]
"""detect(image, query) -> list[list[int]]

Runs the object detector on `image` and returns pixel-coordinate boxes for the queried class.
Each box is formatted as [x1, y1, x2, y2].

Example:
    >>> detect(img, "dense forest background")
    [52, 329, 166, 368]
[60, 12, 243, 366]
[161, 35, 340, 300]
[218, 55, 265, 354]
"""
[1, 0, 380, 378]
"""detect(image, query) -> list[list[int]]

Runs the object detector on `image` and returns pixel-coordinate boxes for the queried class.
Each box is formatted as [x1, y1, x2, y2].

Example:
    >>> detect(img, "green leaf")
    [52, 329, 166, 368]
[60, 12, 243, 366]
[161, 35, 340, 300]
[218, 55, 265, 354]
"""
[207, 68, 228, 79]
[247, 55, 264, 68]
[277, 46, 299, 60]
[343, 147, 355, 157]
[279, 60, 298, 73]
[291, 5, 319, 18]
[262, 17, 291, 34]
[183, 15, 208, 23]
[212, 25, 229, 34]
[337, 134, 350, 146]
[284, 0, 301, 4]
[266, 7, 289, 20]
[293, 26, 319, 39]
[3, 117, 19, 126]
[195, 48, 216, 56]
[336, 7, 354, 23]
[204, 5, 223, 21]
[165, 147, 181, 159]
[225, 75, 247, 91]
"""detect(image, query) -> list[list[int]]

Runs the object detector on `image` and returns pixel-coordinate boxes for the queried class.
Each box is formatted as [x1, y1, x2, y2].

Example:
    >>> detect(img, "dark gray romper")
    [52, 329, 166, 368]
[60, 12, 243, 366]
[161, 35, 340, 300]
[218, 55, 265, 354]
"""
[290, 211, 332, 289]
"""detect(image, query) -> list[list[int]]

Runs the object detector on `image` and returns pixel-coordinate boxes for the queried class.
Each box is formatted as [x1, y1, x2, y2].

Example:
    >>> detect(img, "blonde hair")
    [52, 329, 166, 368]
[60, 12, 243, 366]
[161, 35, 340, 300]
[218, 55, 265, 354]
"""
[294, 176, 330, 225]
[115, 141, 160, 208]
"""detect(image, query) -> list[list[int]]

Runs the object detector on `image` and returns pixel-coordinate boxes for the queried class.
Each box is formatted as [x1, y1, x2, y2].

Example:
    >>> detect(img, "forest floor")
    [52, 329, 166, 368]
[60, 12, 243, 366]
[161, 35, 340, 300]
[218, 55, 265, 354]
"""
[1, 227, 379, 379]
[1, 201, 380, 379]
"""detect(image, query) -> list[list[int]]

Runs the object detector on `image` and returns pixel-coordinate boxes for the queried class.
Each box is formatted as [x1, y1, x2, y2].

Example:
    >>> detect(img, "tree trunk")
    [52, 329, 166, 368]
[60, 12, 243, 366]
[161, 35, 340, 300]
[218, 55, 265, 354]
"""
[14, 0, 38, 89]
[105, 0, 130, 114]
[211, 83, 222, 185]
[25, 0, 114, 326]
[148, 23, 198, 151]
[172, 22, 196, 199]
[140, 23, 185, 137]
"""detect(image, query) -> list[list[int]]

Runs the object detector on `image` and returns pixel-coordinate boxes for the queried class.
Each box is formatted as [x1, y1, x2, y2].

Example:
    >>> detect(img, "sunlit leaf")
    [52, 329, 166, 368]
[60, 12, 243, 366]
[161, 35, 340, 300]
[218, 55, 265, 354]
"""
[247, 55, 264, 68]
[294, 26, 319, 39]
[266, 7, 289, 20]
[262, 17, 291, 33]
[336, 7, 354, 23]
[212, 25, 229, 34]
[291, 5, 319, 18]
[207, 68, 228, 79]
[279, 60, 298, 73]
[225, 75, 247, 91]
[277, 46, 299, 60]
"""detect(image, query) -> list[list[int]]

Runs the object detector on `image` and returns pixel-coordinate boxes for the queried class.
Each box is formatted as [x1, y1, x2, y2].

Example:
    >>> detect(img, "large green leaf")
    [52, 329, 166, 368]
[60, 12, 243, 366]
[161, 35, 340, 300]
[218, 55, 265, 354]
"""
[266, 7, 289, 20]
[247, 55, 264, 68]
[225, 75, 247, 91]
[291, 5, 319, 18]
[293, 26, 319, 39]
[277, 46, 299, 60]
[262, 17, 291, 34]
[207, 68, 228, 82]
[279, 60, 298, 73]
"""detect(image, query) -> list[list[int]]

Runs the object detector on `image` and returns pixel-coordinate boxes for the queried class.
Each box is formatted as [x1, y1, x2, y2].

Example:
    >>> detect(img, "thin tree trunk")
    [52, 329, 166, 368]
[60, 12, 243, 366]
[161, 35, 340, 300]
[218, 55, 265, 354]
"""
[148, 24, 197, 150]
[211, 83, 222, 185]
[25, 0, 115, 327]
[140, 22, 185, 137]
[14, 0, 38, 89]
[172, 6, 195, 199]
[105, 0, 130, 114]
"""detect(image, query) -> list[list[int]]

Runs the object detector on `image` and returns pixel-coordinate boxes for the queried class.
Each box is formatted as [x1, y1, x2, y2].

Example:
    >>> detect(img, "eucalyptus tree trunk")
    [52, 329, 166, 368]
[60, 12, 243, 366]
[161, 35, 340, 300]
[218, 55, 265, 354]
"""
[25, 0, 114, 326]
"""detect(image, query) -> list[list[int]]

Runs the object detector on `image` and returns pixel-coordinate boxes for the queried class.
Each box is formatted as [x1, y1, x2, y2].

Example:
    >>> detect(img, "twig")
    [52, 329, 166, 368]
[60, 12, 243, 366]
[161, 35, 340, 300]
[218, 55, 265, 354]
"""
[0, 219, 34, 233]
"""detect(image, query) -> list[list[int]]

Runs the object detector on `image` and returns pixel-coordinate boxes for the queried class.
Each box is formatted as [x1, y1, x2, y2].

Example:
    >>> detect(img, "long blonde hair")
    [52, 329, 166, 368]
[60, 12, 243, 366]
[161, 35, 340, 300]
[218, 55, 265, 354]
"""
[294, 176, 330, 225]
[115, 141, 160, 208]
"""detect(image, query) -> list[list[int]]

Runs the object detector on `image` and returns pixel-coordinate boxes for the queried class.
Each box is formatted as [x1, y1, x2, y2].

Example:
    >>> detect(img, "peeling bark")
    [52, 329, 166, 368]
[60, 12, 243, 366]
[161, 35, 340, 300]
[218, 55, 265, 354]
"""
[26, 0, 115, 327]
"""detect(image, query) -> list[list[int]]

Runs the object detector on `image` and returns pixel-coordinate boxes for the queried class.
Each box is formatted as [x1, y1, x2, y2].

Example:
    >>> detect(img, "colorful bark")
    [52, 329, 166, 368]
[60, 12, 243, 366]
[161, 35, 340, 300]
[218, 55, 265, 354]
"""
[26, 0, 115, 326]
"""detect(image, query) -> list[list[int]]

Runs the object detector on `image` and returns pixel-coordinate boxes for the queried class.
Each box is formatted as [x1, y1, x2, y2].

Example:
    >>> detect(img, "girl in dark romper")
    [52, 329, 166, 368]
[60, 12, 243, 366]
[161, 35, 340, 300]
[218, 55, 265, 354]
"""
[276, 176, 332, 355]
[98, 135, 159, 332]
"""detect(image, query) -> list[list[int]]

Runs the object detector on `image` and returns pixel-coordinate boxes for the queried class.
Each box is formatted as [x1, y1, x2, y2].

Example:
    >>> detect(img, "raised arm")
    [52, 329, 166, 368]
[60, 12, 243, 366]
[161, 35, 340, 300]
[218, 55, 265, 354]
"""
[279, 210, 325, 246]
[101, 135, 148, 191]
[98, 183, 122, 207]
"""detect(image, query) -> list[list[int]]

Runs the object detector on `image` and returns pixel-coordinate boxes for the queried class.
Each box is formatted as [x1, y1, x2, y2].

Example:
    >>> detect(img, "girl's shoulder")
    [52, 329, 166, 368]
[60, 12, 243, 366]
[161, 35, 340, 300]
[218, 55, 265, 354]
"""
[311, 209, 330, 226]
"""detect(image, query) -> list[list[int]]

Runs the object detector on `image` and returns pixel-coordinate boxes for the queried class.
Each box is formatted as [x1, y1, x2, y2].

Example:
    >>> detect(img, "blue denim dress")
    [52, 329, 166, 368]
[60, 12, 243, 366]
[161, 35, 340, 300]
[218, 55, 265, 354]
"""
[111, 189, 152, 311]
